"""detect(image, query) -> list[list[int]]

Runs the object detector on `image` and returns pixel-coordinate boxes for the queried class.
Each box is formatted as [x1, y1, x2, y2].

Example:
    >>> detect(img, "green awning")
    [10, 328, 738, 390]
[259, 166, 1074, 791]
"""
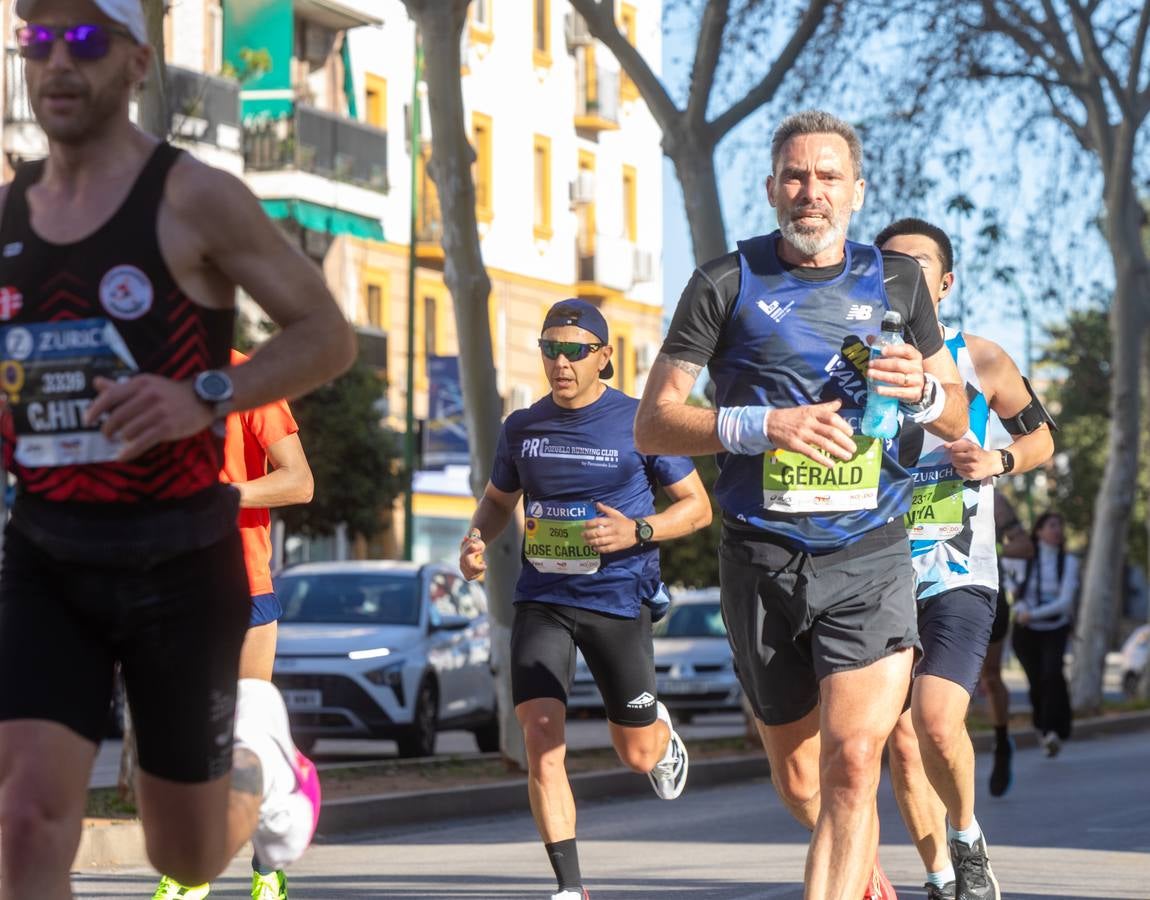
[261, 199, 384, 240]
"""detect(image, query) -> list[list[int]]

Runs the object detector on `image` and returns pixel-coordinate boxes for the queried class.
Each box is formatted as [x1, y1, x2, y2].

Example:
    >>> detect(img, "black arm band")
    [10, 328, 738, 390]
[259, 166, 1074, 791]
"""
[1001, 377, 1059, 435]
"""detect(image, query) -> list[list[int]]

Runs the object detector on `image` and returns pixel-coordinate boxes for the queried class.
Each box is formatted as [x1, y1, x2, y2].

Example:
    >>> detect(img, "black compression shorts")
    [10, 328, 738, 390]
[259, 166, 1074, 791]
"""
[510, 601, 658, 726]
[0, 522, 250, 783]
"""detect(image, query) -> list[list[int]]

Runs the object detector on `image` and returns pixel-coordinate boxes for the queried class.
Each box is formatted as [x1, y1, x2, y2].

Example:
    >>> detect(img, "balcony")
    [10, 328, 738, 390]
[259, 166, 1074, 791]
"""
[574, 59, 619, 134]
[576, 233, 634, 298]
[3, 51, 242, 163]
[4, 46, 45, 159]
[168, 65, 241, 154]
[244, 104, 388, 192]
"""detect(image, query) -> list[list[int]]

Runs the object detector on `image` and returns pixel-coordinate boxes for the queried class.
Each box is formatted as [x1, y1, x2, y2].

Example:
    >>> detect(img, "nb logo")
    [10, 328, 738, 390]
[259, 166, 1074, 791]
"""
[846, 304, 874, 321]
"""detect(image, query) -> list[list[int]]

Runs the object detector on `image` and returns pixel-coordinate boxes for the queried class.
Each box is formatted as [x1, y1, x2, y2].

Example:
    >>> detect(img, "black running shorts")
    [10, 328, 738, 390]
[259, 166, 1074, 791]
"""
[719, 521, 919, 726]
[510, 601, 658, 727]
[988, 586, 1010, 644]
[915, 585, 997, 694]
[0, 522, 250, 783]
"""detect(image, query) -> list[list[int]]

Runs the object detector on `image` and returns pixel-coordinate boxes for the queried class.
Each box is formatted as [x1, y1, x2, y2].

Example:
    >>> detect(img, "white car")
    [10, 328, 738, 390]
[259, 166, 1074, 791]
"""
[271, 561, 499, 757]
[1119, 624, 1149, 698]
[652, 588, 743, 722]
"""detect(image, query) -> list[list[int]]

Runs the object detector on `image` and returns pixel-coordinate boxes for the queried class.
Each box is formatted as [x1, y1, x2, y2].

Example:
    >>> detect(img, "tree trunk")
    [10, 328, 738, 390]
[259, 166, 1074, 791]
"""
[401, 0, 526, 769]
[672, 140, 729, 267]
[1071, 189, 1150, 713]
[137, 0, 169, 139]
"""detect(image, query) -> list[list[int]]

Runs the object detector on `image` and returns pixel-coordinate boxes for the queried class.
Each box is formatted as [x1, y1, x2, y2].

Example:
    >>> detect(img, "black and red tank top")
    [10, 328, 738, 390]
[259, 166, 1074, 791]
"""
[0, 142, 233, 504]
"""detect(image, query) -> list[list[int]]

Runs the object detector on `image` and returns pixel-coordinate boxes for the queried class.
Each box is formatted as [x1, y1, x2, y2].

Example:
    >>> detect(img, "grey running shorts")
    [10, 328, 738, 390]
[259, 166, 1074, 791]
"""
[719, 520, 918, 726]
[915, 585, 997, 694]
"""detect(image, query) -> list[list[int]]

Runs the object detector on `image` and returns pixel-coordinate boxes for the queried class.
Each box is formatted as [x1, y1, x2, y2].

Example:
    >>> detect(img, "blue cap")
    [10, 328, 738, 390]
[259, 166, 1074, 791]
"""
[541, 299, 614, 380]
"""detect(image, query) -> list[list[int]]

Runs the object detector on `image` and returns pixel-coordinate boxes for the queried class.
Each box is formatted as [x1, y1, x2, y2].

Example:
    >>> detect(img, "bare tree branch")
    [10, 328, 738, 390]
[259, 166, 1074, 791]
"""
[684, 0, 730, 132]
[1128, 0, 1150, 106]
[568, 0, 683, 132]
[1068, 0, 1129, 113]
[709, 0, 833, 140]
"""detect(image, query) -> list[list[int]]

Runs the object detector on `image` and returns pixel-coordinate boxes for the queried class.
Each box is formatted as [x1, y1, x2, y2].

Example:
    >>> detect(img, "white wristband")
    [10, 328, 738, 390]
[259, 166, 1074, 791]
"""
[903, 373, 946, 425]
[717, 405, 775, 455]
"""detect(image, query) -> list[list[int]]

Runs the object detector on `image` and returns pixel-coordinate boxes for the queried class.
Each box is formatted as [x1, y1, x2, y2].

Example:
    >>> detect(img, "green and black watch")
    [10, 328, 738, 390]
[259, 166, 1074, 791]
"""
[634, 518, 654, 544]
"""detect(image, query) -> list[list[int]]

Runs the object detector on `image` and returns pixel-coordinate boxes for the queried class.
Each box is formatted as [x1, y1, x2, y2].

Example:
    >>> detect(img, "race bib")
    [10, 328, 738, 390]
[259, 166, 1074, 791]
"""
[0, 318, 138, 467]
[762, 435, 882, 513]
[905, 463, 966, 540]
[523, 499, 600, 574]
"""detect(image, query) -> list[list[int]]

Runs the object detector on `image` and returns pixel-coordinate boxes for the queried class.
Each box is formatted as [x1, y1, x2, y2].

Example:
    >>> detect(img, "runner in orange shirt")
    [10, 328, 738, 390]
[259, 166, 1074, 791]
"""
[154, 349, 314, 900]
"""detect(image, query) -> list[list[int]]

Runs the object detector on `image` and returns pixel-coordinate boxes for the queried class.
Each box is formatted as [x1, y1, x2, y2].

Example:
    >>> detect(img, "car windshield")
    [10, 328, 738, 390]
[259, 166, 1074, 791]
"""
[654, 602, 727, 638]
[275, 572, 422, 625]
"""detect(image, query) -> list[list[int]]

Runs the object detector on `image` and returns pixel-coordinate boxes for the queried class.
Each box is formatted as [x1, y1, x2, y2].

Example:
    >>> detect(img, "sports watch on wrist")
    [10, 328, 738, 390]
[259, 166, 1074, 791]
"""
[193, 369, 235, 419]
[998, 448, 1015, 476]
[634, 518, 654, 545]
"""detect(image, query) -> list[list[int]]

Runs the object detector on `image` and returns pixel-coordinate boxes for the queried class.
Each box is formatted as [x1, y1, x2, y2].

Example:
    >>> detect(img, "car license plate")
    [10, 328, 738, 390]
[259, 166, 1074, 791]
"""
[282, 689, 322, 710]
[660, 679, 710, 695]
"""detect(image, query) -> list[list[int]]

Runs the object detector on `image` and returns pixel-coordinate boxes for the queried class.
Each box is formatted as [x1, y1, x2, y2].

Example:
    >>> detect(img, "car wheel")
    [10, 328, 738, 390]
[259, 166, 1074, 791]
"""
[1122, 670, 1140, 698]
[397, 678, 438, 758]
[472, 713, 500, 753]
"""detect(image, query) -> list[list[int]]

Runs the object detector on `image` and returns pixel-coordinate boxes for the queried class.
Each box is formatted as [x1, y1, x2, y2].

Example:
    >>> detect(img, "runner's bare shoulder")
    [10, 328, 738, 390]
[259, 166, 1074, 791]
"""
[162, 151, 267, 243]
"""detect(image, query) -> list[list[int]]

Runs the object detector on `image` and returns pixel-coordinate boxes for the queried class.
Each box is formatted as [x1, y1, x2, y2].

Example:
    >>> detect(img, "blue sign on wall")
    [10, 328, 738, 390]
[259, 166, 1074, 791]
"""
[423, 355, 470, 468]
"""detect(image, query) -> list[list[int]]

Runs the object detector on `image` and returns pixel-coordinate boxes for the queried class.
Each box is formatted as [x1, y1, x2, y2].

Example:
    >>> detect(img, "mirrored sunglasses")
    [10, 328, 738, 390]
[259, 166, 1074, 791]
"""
[538, 339, 603, 362]
[16, 23, 135, 61]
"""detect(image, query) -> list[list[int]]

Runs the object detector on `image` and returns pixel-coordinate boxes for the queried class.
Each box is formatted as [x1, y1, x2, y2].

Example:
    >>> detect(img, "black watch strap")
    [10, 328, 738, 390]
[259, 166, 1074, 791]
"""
[998, 448, 1015, 475]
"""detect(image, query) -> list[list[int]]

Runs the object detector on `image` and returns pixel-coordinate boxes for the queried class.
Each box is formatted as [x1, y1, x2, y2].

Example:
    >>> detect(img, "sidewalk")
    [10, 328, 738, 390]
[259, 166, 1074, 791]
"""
[76, 703, 1149, 871]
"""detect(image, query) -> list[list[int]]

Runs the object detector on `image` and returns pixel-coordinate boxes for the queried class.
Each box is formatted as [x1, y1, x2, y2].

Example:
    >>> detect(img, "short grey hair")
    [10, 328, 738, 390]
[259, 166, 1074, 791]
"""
[771, 110, 863, 180]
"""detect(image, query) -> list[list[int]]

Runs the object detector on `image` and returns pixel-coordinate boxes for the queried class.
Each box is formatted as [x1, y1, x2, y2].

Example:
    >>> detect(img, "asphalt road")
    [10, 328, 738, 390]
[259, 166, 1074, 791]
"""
[75, 728, 1149, 898]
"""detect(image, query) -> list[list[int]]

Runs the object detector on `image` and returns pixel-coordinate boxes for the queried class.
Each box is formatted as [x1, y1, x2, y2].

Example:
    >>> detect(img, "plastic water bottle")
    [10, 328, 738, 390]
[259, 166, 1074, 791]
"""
[861, 310, 904, 439]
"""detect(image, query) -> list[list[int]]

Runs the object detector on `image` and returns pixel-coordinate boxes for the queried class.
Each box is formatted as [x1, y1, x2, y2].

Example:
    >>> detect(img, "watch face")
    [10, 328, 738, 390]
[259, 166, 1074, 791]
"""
[637, 520, 654, 542]
[197, 370, 232, 401]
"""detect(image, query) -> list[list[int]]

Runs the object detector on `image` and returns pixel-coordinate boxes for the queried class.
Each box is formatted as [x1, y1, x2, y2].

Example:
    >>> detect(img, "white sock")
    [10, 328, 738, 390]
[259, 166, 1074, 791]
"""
[234, 679, 296, 802]
[948, 815, 982, 846]
[927, 865, 956, 887]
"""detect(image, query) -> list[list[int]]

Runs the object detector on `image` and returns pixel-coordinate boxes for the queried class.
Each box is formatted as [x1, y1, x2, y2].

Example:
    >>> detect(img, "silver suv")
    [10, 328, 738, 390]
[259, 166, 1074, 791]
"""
[272, 560, 498, 757]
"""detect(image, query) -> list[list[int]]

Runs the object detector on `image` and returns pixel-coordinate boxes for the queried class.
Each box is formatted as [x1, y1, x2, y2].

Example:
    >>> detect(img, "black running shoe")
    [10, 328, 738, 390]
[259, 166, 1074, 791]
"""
[988, 737, 1013, 797]
[951, 835, 1001, 900]
[925, 883, 956, 900]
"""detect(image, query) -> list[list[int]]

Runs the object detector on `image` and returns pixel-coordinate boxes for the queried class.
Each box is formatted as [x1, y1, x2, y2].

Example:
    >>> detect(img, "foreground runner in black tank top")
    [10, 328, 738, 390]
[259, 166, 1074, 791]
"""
[0, 1, 354, 895]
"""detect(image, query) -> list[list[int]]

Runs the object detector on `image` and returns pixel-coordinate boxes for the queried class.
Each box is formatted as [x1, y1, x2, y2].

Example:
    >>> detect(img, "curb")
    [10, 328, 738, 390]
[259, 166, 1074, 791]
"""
[73, 710, 1150, 870]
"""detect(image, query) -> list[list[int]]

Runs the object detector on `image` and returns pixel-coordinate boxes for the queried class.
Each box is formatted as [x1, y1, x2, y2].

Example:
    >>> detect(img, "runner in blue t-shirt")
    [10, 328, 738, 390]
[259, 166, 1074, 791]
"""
[635, 112, 971, 900]
[460, 300, 710, 900]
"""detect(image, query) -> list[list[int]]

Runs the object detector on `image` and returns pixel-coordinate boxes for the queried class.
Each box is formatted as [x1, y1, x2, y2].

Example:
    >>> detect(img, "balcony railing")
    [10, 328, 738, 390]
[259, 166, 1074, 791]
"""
[575, 60, 619, 128]
[244, 104, 389, 193]
[4, 47, 35, 125]
[168, 65, 241, 150]
[4, 51, 241, 153]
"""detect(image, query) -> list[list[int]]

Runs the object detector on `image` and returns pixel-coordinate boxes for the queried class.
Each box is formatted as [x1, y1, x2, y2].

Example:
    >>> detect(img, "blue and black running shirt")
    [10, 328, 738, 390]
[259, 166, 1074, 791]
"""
[661, 232, 944, 552]
[490, 387, 695, 617]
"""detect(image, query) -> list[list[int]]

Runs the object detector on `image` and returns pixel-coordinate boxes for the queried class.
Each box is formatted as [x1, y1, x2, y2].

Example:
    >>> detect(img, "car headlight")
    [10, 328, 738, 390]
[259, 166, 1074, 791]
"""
[365, 660, 405, 704]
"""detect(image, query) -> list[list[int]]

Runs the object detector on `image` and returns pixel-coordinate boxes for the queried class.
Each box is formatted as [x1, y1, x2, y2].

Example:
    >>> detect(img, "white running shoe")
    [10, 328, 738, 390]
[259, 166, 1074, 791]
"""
[647, 700, 689, 800]
[550, 890, 589, 900]
[234, 679, 323, 871]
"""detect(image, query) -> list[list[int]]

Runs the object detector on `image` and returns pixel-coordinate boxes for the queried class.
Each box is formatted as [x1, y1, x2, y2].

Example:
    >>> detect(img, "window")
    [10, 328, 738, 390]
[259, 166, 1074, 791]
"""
[366, 284, 383, 328]
[365, 73, 387, 128]
[576, 151, 597, 279]
[472, 112, 494, 223]
[423, 294, 438, 358]
[622, 164, 638, 243]
[533, 0, 551, 67]
[470, 0, 493, 43]
[619, 4, 639, 100]
[205, 0, 223, 74]
[533, 135, 552, 241]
